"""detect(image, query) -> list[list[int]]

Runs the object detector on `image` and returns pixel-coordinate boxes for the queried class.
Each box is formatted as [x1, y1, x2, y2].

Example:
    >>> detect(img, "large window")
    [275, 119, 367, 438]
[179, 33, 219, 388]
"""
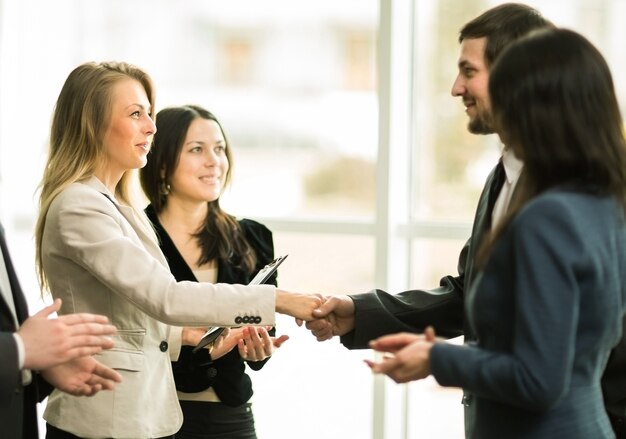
[1, 1, 625, 438]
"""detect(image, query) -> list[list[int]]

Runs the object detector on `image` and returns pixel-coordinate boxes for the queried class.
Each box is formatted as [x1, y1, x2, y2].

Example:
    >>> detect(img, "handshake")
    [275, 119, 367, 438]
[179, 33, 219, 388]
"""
[275, 291, 357, 339]
[278, 291, 438, 384]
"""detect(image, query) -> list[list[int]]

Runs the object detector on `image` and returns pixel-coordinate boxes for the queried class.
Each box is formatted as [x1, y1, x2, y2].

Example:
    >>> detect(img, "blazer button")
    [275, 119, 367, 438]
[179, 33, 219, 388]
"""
[254, 316, 262, 324]
[235, 316, 243, 324]
[242, 316, 250, 324]
[207, 368, 218, 379]
[159, 341, 168, 352]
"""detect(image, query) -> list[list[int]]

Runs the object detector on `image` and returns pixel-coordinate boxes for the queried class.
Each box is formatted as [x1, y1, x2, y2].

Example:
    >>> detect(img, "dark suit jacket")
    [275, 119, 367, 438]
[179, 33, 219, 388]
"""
[340, 161, 504, 347]
[430, 189, 625, 438]
[146, 205, 276, 407]
[341, 163, 626, 438]
[0, 223, 52, 439]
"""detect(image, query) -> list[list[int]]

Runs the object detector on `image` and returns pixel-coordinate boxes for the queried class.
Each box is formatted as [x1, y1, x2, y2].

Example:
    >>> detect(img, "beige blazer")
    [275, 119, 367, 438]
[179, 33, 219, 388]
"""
[42, 177, 275, 438]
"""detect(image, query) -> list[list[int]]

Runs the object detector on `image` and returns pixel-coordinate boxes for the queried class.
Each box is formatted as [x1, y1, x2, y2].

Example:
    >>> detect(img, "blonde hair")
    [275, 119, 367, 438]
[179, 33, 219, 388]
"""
[35, 61, 156, 292]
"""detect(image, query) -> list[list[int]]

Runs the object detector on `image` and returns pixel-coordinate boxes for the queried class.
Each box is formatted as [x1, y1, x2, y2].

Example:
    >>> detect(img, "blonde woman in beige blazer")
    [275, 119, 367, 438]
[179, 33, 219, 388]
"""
[35, 62, 320, 439]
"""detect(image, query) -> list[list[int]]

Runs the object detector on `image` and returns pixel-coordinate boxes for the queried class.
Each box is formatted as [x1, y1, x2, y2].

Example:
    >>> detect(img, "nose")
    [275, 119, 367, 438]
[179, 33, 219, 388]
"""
[204, 150, 217, 166]
[451, 74, 465, 97]
[144, 114, 157, 136]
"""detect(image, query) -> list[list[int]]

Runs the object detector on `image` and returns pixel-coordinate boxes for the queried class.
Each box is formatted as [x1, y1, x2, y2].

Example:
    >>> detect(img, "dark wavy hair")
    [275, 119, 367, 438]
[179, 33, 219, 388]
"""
[140, 105, 256, 271]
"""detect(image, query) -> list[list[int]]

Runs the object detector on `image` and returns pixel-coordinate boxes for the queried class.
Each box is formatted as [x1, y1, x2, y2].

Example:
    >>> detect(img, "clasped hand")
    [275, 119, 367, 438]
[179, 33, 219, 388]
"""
[183, 326, 289, 361]
[364, 326, 439, 384]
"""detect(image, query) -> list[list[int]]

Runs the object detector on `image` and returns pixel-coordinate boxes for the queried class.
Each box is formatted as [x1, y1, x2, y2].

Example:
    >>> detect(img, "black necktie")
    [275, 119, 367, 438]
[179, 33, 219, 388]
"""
[487, 159, 506, 217]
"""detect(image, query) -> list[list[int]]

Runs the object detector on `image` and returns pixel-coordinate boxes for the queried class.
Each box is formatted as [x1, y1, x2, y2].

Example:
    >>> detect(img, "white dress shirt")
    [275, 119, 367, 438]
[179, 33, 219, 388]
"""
[492, 148, 524, 229]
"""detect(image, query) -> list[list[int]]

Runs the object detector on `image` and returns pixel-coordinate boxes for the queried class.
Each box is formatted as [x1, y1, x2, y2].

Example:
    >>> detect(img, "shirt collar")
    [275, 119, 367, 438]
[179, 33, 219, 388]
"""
[501, 148, 524, 185]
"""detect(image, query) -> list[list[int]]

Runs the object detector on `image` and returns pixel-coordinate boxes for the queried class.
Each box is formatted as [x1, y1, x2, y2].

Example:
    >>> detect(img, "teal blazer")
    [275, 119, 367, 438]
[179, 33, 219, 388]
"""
[431, 188, 626, 438]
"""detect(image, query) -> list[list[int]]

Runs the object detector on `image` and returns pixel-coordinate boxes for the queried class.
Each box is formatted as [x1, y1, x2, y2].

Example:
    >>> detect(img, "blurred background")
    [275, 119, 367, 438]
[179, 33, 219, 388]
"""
[1, 0, 624, 437]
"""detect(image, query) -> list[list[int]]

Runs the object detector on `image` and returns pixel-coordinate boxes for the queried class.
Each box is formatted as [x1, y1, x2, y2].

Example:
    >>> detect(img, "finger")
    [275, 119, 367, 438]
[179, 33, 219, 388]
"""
[57, 313, 112, 328]
[32, 298, 62, 319]
[305, 319, 329, 331]
[92, 363, 123, 383]
[66, 334, 116, 350]
[68, 322, 117, 337]
[247, 327, 267, 357]
[369, 333, 420, 352]
[295, 318, 303, 327]
[61, 346, 106, 361]
[366, 356, 399, 375]
[311, 296, 339, 318]
[272, 334, 289, 348]
[257, 328, 273, 355]
[86, 384, 103, 396]
[70, 384, 94, 397]
[424, 326, 436, 342]
[237, 338, 248, 359]
[315, 329, 334, 341]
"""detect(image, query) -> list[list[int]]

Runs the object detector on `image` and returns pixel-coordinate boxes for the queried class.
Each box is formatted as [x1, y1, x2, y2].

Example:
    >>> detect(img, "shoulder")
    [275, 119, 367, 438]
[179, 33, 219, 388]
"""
[238, 218, 274, 263]
[509, 190, 620, 251]
[515, 190, 616, 228]
[49, 181, 112, 216]
[238, 218, 273, 243]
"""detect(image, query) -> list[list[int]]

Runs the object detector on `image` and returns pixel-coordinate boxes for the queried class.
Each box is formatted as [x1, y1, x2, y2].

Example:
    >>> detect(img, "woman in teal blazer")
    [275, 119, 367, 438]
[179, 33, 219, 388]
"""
[367, 28, 626, 439]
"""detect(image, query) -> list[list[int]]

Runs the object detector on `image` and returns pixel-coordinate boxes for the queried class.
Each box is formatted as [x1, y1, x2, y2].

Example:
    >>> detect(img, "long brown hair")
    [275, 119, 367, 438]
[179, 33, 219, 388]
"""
[480, 28, 626, 263]
[140, 105, 257, 272]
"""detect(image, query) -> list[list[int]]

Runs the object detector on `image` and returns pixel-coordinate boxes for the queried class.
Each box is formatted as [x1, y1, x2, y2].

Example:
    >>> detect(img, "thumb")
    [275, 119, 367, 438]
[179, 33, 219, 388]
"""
[312, 297, 337, 318]
[272, 335, 290, 348]
[33, 298, 62, 318]
[424, 326, 436, 342]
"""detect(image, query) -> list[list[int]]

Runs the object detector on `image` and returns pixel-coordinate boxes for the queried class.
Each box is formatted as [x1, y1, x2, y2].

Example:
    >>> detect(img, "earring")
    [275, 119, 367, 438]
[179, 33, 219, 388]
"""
[159, 180, 171, 196]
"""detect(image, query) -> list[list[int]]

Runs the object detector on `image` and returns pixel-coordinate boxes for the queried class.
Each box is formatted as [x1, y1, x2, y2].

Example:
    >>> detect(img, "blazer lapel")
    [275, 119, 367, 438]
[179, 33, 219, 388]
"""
[82, 177, 168, 267]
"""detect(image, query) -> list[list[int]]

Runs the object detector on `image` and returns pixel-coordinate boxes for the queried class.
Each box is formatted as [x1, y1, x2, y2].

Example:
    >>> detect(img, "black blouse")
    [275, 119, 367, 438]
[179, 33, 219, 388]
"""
[145, 204, 277, 407]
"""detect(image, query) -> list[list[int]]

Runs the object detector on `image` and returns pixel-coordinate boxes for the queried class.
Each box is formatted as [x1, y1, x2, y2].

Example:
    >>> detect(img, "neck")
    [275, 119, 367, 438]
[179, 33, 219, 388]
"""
[159, 197, 208, 233]
[94, 167, 123, 194]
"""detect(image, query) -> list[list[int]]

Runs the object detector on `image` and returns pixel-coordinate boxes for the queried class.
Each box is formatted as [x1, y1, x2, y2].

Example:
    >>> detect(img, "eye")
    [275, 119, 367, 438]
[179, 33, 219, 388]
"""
[215, 145, 226, 154]
[131, 110, 141, 119]
[462, 67, 475, 78]
[190, 146, 202, 153]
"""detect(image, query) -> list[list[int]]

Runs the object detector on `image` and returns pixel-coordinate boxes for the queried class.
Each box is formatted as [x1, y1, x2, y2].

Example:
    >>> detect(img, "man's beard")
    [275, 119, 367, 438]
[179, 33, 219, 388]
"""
[468, 110, 495, 135]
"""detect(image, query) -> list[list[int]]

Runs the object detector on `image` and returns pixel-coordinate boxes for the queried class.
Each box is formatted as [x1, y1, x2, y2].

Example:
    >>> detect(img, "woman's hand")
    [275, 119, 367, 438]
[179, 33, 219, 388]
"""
[238, 326, 289, 362]
[275, 289, 323, 321]
[209, 328, 244, 359]
[181, 327, 209, 346]
[364, 327, 438, 384]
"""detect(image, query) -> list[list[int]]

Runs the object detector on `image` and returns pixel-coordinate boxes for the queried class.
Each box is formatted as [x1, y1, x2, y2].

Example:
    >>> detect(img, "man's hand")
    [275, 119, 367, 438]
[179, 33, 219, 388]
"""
[40, 356, 122, 396]
[18, 299, 117, 370]
[304, 295, 356, 341]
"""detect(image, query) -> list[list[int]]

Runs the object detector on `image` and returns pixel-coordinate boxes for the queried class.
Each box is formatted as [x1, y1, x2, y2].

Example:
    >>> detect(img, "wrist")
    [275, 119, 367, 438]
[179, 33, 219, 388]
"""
[275, 289, 287, 314]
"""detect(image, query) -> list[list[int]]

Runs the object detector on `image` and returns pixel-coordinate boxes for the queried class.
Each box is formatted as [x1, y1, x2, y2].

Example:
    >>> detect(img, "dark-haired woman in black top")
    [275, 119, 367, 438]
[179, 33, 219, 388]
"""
[141, 105, 288, 439]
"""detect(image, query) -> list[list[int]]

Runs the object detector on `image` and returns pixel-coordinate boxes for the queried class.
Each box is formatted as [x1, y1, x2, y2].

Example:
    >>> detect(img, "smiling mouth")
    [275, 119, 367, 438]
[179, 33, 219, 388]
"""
[200, 176, 220, 183]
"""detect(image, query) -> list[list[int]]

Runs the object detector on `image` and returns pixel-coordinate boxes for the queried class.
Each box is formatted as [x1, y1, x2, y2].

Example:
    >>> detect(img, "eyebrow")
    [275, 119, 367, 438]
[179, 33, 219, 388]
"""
[185, 140, 226, 146]
[127, 103, 151, 113]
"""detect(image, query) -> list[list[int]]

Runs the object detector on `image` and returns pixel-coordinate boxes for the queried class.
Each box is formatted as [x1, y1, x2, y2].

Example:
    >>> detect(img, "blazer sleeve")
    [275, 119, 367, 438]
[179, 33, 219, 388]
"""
[45, 186, 276, 327]
[430, 201, 588, 411]
[340, 240, 468, 349]
[0, 332, 19, 408]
